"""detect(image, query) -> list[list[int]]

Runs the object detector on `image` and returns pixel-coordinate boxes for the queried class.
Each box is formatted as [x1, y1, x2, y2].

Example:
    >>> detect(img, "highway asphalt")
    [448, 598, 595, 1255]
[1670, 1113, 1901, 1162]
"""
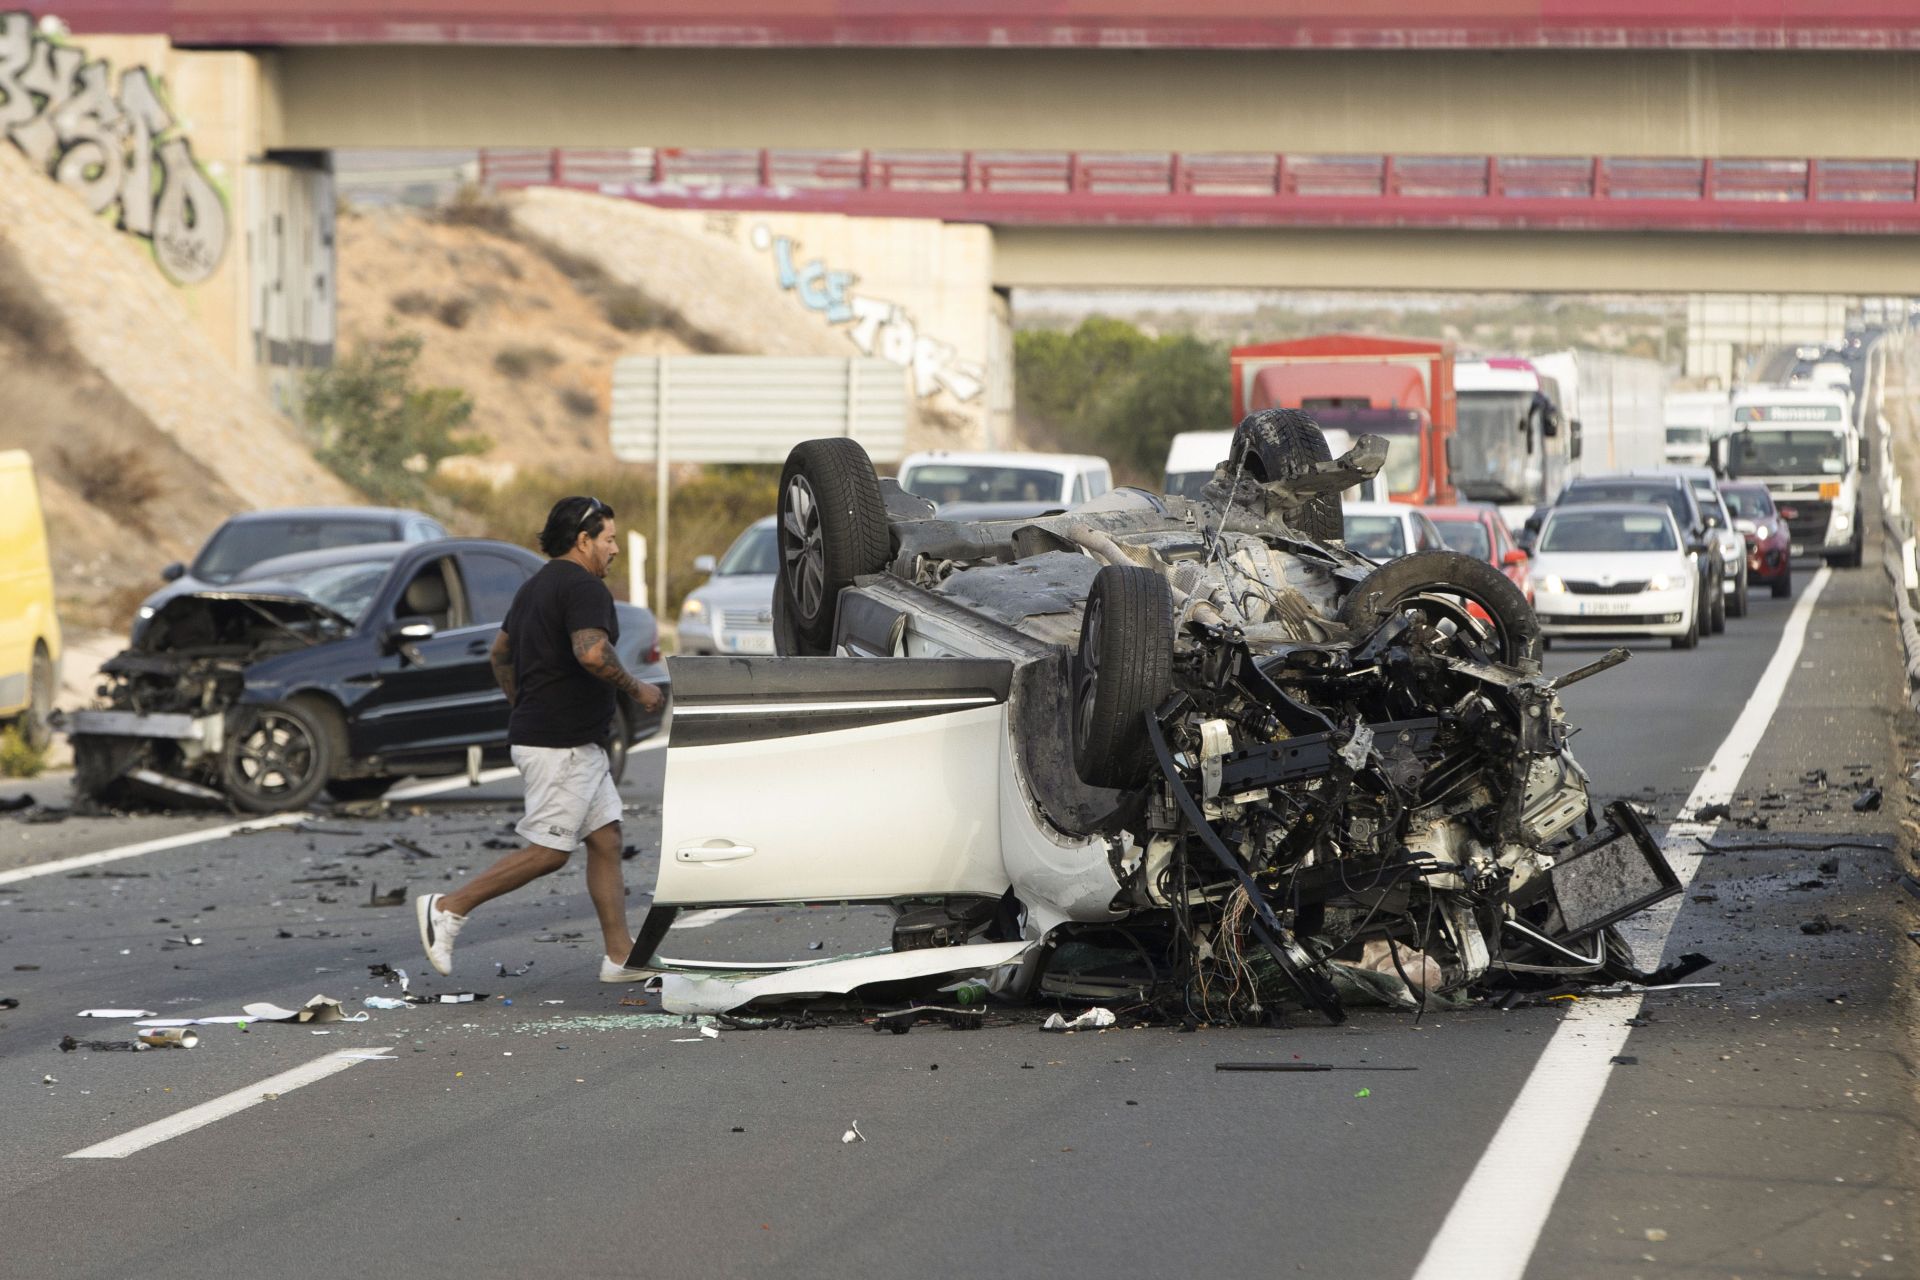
[0, 557, 1914, 1280]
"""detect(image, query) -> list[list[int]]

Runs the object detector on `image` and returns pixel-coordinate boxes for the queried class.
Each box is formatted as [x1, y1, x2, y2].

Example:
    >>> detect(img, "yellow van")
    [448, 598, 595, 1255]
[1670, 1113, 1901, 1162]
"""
[0, 451, 61, 749]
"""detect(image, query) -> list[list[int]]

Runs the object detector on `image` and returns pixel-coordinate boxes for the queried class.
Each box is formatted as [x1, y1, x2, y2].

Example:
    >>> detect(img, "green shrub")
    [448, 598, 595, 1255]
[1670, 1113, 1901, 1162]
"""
[560, 386, 599, 418]
[56, 439, 162, 515]
[304, 333, 489, 505]
[0, 725, 46, 778]
[390, 290, 435, 317]
[493, 344, 563, 379]
[435, 295, 475, 329]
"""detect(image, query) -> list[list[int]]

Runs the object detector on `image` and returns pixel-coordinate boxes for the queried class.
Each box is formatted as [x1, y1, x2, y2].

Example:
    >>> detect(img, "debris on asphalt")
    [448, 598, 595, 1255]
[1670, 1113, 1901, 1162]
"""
[136, 1027, 197, 1048]
[363, 884, 407, 908]
[1041, 1008, 1117, 1033]
[363, 996, 409, 1010]
[495, 961, 534, 977]
[0, 792, 34, 812]
[404, 991, 488, 1004]
[1352, 1088, 1370, 1098]
[243, 995, 368, 1023]
[59, 1035, 147, 1052]
[342, 842, 392, 858]
[168, 935, 204, 947]
[1800, 915, 1848, 935]
[1819, 857, 1841, 875]
[76, 1009, 155, 1019]
[392, 837, 438, 860]
[841, 1120, 866, 1144]
[1609, 1055, 1638, 1066]
[0, 997, 18, 1009]
[1693, 802, 1732, 822]
[1853, 787, 1883, 812]
[368, 963, 411, 991]
[1214, 1062, 1418, 1072]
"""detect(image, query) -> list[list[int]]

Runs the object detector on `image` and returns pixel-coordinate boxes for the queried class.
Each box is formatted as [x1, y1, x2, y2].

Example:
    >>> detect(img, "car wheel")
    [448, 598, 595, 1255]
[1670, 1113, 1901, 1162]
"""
[606, 703, 633, 784]
[221, 699, 335, 813]
[22, 644, 53, 752]
[324, 776, 395, 802]
[1229, 408, 1344, 543]
[1337, 550, 1543, 671]
[1709, 578, 1727, 633]
[1671, 610, 1699, 650]
[1728, 565, 1749, 618]
[777, 437, 891, 653]
[1072, 565, 1174, 789]
[1771, 566, 1792, 599]
[769, 576, 804, 656]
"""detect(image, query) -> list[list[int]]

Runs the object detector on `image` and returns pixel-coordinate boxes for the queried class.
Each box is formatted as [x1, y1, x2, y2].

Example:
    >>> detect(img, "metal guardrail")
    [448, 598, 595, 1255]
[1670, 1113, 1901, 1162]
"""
[481, 148, 1920, 232]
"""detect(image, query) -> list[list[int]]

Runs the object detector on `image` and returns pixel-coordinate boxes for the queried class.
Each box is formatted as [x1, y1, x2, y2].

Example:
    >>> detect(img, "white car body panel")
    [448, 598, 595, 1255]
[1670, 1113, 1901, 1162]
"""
[659, 940, 1036, 1014]
[656, 704, 1012, 906]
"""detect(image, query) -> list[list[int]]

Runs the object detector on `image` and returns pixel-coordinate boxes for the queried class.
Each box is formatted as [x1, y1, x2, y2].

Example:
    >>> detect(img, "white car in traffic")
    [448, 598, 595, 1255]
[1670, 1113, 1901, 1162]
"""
[1531, 504, 1701, 650]
[1342, 501, 1446, 561]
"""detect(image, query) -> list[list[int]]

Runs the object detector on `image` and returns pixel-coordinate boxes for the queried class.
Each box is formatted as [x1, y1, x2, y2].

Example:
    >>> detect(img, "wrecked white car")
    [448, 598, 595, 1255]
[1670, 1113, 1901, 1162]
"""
[634, 411, 1685, 1023]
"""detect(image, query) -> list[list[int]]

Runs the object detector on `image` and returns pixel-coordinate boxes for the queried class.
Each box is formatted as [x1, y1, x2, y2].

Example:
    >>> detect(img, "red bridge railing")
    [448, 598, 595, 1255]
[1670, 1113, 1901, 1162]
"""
[479, 148, 1920, 234]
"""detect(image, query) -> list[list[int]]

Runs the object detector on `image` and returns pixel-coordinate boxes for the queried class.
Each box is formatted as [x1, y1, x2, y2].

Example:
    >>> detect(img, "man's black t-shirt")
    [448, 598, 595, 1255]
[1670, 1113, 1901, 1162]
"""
[503, 559, 619, 748]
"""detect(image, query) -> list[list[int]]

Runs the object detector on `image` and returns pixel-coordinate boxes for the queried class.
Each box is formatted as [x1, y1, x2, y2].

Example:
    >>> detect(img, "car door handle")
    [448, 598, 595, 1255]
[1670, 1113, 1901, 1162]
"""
[466, 640, 490, 655]
[675, 839, 757, 863]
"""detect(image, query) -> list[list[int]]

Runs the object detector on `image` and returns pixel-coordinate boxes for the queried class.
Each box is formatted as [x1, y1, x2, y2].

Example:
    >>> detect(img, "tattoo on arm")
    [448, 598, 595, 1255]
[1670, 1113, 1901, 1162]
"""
[490, 630, 516, 704]
[570, 626, 654, 705]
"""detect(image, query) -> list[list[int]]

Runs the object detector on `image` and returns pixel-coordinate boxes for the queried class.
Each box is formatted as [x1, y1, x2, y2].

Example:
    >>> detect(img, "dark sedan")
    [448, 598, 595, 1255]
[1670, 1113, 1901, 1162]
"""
[134, 506, 448, 642]
[70, 539, 667, 813]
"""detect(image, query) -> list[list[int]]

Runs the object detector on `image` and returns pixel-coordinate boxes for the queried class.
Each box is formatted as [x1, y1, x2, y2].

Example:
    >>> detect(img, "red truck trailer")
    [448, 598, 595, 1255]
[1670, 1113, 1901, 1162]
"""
[1229, 334, 1456, 504]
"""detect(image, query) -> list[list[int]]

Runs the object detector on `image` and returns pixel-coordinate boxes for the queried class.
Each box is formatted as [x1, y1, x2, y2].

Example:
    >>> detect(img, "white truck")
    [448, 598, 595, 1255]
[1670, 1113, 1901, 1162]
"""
[1532, 350, 1670, 475]
[1720, 386, 1864, 567]
[1662, 391, 1731, 467]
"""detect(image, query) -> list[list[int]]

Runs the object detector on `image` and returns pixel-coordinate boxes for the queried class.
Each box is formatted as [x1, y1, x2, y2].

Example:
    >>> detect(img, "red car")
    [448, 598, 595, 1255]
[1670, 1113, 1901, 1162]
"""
[1719, 481, 1792, 599]
[1422, 503, 1534, 607]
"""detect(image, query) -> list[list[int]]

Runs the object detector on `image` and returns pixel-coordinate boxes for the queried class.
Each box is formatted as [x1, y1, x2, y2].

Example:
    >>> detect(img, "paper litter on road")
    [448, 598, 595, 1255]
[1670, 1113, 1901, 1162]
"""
[242, 995, 369, 1024]
[76, 1009, 155, 1019]
[841, 1120, 866, 1144]
[363, 996, 409, 1010]
[1041, 1008, 1117, 1032]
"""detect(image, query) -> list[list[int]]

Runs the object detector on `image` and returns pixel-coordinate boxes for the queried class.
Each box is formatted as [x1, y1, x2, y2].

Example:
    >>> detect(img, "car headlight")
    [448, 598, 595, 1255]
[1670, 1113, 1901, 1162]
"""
[137, 605, 156, 619]
[679, 598, 706, 621]
[1538, 575, 1567, 595]
[1755, 522, 1774, 540]
[1646, 573, 1672, 592]
[1834, 511, 1852, 531]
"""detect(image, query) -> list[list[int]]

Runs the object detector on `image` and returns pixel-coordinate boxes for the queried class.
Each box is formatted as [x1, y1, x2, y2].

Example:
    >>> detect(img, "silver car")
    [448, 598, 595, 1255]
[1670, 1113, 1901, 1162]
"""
[676, 516, 777, 655]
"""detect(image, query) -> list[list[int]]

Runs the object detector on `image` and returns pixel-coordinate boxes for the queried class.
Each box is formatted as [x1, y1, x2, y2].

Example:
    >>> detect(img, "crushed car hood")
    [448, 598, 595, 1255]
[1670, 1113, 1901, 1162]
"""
[136, 589, 353, 656]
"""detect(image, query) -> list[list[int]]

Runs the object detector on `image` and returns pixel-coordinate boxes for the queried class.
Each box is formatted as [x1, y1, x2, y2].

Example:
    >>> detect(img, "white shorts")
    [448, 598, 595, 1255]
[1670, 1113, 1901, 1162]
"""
[511, 743, 623, 851]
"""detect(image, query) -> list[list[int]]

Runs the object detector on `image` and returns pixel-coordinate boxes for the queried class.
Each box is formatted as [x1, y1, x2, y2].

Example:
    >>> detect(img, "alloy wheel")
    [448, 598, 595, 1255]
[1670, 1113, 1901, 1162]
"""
[782, 474, 826, 619]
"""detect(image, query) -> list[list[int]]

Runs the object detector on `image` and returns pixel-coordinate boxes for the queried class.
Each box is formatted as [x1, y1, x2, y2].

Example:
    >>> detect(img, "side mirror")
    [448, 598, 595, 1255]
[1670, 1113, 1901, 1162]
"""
[693, 554, 717, 575]
[382, 617, 436, 655]
[1503, 548, 1529, 567]
[161, 562, 185, 582]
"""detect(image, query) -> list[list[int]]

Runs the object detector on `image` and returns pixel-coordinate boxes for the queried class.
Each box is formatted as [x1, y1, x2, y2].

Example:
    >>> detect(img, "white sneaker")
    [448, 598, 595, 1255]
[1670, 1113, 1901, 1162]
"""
[599, 954, 656, 984]
[415, 894, 465, 976]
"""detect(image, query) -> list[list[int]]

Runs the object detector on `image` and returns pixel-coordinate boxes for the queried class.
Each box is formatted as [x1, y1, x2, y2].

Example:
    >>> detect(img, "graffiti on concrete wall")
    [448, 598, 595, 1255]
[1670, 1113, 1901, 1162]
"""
[749, 223, 984, 402]
[0, 12, 229, 284]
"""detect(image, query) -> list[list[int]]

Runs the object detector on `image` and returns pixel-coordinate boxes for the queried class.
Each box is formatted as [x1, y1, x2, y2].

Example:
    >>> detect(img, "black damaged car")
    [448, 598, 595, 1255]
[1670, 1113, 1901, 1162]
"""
[68, 538, 668, 812]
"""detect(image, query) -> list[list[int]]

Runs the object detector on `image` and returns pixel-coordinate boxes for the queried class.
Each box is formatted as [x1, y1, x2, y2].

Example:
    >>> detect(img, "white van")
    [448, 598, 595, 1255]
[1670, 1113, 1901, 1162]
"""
[1663, 391, 1730, 467]
[896, 450, 1112, 508]
[1163, 428, 1387, 502]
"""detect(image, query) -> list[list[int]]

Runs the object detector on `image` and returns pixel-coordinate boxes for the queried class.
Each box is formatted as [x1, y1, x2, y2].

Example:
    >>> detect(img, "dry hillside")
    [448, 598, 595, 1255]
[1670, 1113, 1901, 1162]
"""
[0, 145, 354, 629]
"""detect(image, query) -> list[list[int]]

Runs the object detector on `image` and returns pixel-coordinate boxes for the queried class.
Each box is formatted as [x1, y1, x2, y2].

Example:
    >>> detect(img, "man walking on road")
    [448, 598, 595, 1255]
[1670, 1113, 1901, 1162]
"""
[415, 496, 666, 982]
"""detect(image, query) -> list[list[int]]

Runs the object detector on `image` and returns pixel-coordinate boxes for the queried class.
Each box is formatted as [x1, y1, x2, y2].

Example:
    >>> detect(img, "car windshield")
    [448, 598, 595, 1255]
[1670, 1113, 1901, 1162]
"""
[1666, 426, 1707, 445]
[1431, 518, 1491, 560]
[1562, 483, 1689, 528]
[1453, 391, 1539, 505]
[900, 465, 1064, 505]
[1344, 515, 1406, 559]
[242, 558, 393, 625]
[192, 517, 397, 584]
[1540, 510, 1677, 553]
[716, 523, 778, 575]
[1725, 429, 1847, 478]
[1721, 487, 1775, 520]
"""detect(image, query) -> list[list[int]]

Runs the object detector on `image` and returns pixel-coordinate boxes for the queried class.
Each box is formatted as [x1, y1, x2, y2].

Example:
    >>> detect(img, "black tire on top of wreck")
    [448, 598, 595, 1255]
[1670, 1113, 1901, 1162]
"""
[1228, 408, 1344, 544]
[1338, 549, 1544, 671]
[1073, 564, 1175, 789]
[777, 437, 892, 653]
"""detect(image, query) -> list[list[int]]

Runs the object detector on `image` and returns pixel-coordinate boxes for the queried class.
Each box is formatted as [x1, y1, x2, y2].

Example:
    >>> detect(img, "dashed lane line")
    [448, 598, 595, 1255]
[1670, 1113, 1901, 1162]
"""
[1411, 565, 1832, 1280]
[66, 1048, 396, 1160]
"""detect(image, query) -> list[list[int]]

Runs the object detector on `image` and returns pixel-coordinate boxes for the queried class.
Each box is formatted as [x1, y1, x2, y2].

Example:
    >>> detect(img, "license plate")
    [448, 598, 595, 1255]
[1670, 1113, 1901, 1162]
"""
[1576, 600, 1634, 616]
[725, 632, 775, 654]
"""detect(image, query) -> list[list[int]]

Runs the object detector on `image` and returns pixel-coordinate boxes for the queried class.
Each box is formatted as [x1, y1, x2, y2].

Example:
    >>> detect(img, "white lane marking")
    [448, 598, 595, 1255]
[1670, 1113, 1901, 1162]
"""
[671, 907, 748, 929]
[0, 812, 306, 886]
[66, 1048, 395, 1159]
[1413, 565, 1831, 1280]
[1, 739, 670, 886]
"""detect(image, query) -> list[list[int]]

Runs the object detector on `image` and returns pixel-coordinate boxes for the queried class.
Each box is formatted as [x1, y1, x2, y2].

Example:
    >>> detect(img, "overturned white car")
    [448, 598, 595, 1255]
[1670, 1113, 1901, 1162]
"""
[634, 411, 1683, 1023]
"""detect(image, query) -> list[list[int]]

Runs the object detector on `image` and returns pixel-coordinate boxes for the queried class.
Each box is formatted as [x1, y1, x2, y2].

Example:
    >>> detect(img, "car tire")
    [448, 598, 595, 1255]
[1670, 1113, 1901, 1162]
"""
[1671, 610, 1699, 650]
[769, 578, 806, 657]
[324, 776, 395, 803]
[1072, 565, 1174, 789]
[777, 437, 892, 653]
[606, 702, 634, 785]
[221, 698, 335, 814]
[21, 644, 53, 752]
[1338, 549, 1543, 671]
[1229, 408, 1344, 543]
[1709, 577, 1727, 633]
[1771, 566, 1792, 599]
[1728, 565, 1749, 618]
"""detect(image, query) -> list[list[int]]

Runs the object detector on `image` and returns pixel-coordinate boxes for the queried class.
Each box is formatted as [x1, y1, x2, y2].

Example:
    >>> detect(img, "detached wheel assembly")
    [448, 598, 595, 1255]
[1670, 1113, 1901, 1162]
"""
[777, 438, 892, 654]
[1339, 549, 1543, 670]
[1229, 408, 1344, 543]
[221, 699, 334, 813]
[1073, 564, 1174, 788]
